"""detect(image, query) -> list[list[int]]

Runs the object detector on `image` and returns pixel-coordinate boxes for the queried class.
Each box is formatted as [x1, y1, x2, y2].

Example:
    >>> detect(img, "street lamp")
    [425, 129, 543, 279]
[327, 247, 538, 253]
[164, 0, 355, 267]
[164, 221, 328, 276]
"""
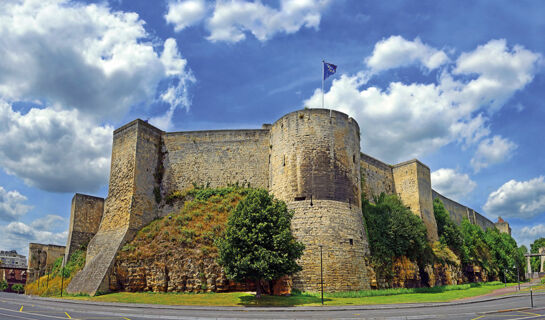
[60, 254, 65, 297]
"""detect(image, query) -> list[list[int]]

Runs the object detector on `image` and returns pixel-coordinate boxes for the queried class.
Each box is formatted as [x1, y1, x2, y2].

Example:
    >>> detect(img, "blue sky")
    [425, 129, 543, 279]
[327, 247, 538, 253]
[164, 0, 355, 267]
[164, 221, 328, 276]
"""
[0, 0, 544, 257]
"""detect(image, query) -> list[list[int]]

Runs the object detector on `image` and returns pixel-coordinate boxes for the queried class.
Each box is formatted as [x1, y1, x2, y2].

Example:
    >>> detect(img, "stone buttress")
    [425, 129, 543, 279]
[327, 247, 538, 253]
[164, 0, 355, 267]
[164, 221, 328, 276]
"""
[67, 120, 162, 295]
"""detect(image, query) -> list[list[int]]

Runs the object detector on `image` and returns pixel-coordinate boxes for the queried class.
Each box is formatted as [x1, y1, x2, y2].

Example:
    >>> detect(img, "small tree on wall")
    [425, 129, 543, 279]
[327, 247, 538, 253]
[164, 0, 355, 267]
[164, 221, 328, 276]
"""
[216, 189, 304, 298]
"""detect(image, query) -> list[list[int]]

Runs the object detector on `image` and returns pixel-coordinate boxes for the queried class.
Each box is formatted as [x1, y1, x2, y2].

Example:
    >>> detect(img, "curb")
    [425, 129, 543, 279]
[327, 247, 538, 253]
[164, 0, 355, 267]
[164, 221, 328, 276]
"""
[23, 291, 545, 313]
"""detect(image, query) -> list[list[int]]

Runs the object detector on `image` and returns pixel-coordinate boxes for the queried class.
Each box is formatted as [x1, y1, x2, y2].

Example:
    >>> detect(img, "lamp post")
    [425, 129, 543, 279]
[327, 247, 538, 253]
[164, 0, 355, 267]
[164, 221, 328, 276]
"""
[60, 254, 65, 297]
[515, 263, 520, 291]
[319, 245, 324, 305]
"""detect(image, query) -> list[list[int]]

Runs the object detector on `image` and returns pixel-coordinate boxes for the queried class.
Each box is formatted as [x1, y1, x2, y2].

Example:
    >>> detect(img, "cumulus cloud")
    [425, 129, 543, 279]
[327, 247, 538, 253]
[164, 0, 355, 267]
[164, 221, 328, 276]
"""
[366, 36, 449, 72]
[0, 221, 67, 257]
[166, 0, 331, 42]
[0, 186, 33, 222]
[0, 0, 194, 121]
[514, 224, 545, 248]
[0, 101, 112, 193]
[484, 176, 545, 219]
[431, 168, 477, 202]
[30, 214, 65, 232]
[470, 135, 517, 172]
[165, 0, 208, 32]
[304, 37, 541, 164]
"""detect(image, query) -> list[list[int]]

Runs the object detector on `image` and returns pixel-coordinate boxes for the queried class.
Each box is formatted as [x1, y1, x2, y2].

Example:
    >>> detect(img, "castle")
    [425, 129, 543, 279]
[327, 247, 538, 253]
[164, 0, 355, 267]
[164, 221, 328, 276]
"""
[52, 108, 509, 295]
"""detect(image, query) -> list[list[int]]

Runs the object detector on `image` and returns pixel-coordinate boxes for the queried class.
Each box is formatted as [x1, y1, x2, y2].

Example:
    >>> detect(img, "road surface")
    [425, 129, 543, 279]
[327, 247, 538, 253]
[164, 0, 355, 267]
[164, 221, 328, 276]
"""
[0, 291, 544, 319]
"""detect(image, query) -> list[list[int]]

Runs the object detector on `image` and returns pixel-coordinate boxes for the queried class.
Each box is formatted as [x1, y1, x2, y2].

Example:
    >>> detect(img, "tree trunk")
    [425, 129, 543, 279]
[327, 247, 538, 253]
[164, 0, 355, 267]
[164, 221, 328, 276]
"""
[255, 279, 262, 298]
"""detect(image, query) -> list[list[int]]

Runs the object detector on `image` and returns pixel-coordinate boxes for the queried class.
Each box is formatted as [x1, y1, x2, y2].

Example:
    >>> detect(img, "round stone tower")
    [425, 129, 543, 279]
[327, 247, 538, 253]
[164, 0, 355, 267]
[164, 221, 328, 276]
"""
[269, 109, 370, 291]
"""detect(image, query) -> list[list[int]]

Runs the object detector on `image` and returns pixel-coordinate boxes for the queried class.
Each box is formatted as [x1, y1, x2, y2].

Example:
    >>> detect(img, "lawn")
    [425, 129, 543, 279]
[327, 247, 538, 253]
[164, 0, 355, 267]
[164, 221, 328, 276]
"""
[60, 282, 516, 307]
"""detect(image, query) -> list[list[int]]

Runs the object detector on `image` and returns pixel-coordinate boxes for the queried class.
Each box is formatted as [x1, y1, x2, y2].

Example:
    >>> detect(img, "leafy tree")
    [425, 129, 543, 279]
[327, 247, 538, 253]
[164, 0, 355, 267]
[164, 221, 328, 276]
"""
[216, 189, 304, 297]
[433, 199, 463, 256]
[0, 280, 7, 292]
[530, 238, 545, 272]
[363, 193, 432, 282]
[11, 283, 24, 294]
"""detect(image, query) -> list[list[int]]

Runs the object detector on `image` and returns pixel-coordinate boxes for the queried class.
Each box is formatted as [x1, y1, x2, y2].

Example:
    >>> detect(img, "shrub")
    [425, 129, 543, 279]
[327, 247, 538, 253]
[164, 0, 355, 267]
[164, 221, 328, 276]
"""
[0, 280, 7, 292]
[11, 284, 24, 294]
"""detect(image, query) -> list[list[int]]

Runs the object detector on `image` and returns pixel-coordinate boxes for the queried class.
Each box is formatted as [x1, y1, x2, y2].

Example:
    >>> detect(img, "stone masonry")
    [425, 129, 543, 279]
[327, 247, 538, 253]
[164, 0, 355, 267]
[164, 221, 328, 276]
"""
[64, 194, 104, 262]
[27, 243, 65, 283]
[65, 108, 508, 295]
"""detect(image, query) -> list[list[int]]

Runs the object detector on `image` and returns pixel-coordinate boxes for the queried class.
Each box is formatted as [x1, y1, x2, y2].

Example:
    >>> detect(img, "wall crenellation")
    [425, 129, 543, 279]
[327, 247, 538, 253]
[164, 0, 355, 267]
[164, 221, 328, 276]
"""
[62, 108, 509, 295]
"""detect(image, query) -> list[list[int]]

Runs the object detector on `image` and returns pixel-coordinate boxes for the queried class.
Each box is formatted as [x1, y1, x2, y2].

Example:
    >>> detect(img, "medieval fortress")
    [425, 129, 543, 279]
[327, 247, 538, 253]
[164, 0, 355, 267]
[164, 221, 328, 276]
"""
[27, 108, 510, 295]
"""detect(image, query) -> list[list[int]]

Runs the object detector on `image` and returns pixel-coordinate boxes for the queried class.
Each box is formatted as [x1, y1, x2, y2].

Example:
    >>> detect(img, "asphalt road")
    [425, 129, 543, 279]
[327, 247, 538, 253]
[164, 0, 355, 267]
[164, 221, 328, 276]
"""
[0, 292, 544, 320]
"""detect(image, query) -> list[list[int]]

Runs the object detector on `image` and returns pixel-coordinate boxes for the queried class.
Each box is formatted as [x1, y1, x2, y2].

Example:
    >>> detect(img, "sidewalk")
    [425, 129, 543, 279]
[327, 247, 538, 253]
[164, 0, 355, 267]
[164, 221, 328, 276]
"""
[459, 277, 541, 301]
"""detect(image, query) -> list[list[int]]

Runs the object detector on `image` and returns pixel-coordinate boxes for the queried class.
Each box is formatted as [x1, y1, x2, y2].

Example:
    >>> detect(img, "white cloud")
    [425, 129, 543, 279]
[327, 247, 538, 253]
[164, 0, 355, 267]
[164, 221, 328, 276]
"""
[0, 0, 194, 121]
[165, 0, 208, 32]
[0, 186, 33, 222]
[366, 36, 449, 72]
[304, 37, 541, 164]
[484, 176, 545, 220]
[31, 214, 65, 232]
[514, 224, 545, 248]
[166, 0, 331, 42]
[431, 168, 476, 202]
[0, 221, 67, 257]
[470, 135, 517, 172]
[0, 100, 113, 193]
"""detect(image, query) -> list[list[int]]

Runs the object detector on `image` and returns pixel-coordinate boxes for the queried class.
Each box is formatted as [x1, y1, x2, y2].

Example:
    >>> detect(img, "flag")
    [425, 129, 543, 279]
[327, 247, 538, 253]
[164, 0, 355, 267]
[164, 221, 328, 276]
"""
[323, 61, 337, 80]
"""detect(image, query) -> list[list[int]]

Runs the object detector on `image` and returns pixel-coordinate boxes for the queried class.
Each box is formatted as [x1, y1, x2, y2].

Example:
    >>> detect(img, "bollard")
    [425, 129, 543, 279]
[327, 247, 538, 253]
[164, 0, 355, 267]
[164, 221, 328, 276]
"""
[531, 286, 534, 308]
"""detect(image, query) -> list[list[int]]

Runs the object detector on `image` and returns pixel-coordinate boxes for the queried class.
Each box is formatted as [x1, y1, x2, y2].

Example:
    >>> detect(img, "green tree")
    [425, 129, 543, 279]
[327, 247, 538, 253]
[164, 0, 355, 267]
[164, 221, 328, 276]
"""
[363, 193, 432, 282]
[11, 283, 24, 293]
[433, 199, 464, 256]
[216, 189, 304, 297]
[530, 238, 545, 272]
[0, 280, 7, 292]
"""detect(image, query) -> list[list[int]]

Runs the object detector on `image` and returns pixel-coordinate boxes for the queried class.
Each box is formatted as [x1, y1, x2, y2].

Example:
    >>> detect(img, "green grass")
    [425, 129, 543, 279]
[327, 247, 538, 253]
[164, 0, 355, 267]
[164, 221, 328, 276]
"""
[59, 282, 516, 307]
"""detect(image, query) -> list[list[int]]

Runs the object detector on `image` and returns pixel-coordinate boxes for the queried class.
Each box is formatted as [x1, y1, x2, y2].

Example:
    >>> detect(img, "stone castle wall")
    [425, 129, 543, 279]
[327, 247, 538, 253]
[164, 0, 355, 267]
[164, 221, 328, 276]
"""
[392, 160, 438, 241]
[269, 109, 369, 291]
[432, 190, 495, 231]
[360, 153, 396, 201]
[66, 108, 506, 295]
[27, 243, 65, 283]
[160, 129, 269, 203]
[65, 194, 104, 261]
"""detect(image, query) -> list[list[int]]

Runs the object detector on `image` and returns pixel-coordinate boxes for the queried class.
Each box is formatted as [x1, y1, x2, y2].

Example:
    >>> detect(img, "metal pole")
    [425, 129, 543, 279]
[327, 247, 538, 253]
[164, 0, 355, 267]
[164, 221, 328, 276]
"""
[517, 264, 520, 291]
[531, 285, 534, 308]
[504, 270, 507, 287]
[60, 254, 65, 297]
[321, 60, 325, 110]
[320, 245, 324, 305]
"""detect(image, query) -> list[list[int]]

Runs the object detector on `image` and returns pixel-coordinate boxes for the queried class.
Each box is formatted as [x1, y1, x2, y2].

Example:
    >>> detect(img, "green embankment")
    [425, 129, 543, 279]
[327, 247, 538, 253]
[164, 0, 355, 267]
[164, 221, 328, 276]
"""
[62, 282, 514, 306]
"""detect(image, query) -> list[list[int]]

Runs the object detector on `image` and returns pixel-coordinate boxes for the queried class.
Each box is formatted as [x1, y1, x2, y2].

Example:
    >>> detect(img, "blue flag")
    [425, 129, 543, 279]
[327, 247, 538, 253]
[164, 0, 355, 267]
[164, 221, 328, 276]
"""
[323, 61, 337, 80]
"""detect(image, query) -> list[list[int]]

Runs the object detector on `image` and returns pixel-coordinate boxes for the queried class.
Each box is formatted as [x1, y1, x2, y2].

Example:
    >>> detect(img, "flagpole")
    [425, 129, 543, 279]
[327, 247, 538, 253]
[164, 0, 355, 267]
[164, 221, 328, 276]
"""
[321, 60, 325, 110]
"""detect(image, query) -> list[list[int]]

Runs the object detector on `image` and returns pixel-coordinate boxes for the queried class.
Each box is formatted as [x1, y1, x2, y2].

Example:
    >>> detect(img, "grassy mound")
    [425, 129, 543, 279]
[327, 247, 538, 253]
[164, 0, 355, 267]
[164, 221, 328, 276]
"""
[119, 186, 251, 262]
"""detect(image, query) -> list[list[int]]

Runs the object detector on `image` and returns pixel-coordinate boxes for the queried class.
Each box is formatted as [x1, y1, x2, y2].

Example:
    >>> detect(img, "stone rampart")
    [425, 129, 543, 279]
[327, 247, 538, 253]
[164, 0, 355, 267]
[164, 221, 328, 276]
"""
[392, 160, 438, 241]
[67, 108, 508, 294]
[160, 129, 269, 207]
[64, 194, 104, 261]
[360, 153, 395, 201]
[27, 243, 65, 283]
[432, 190, 495, 230]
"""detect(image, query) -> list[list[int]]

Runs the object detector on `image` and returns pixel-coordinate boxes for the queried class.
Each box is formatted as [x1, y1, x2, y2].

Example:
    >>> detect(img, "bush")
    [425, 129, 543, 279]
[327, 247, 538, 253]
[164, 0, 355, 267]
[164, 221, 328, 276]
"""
[362, 193, 432, 281]
[11, 284, 24, 294]
[0, 280, 7, 292]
